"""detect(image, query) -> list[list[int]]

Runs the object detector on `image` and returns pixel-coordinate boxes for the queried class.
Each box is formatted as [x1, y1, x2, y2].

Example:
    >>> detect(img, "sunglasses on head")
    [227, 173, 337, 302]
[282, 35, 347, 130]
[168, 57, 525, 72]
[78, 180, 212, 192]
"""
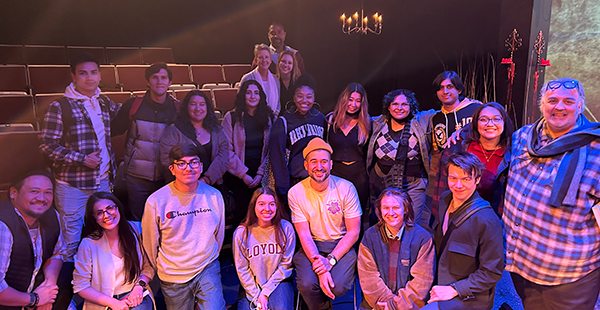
[547, 80, 578, 90]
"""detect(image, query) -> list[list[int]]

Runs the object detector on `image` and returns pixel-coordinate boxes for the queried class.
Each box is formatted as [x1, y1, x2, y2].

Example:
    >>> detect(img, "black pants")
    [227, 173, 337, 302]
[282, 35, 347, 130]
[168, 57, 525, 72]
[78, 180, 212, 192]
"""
[226, 157, 260, 226]
[331, 160, 369, 229]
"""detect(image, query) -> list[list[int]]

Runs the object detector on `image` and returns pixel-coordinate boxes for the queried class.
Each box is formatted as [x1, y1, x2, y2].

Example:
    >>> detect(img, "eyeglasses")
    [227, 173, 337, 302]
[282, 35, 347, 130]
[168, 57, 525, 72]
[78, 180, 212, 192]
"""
[94, 204, 117, 219]
[478, 117, 503, 124]
[172, 159, 201, 170]
[548, 80, 579, 90]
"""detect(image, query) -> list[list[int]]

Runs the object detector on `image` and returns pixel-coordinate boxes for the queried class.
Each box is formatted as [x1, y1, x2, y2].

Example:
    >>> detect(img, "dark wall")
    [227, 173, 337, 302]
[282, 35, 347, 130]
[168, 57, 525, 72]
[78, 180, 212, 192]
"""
[1, 0, 535, 118]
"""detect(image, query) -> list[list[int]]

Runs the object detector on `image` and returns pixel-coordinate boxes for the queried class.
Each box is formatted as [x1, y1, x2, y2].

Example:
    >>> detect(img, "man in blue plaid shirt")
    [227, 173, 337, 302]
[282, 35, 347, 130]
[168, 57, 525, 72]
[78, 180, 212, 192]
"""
[40, 53, 120, 262]
[503, 77, 600, 309]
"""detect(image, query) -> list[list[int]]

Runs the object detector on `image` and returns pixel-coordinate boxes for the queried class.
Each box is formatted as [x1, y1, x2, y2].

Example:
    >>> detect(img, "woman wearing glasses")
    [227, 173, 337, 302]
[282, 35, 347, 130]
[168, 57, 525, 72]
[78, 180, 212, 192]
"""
[431, 102, 514, 216]
[160, 90, 229, 186]
[367, 89, 434, 227]
[73, 192, 154, 310]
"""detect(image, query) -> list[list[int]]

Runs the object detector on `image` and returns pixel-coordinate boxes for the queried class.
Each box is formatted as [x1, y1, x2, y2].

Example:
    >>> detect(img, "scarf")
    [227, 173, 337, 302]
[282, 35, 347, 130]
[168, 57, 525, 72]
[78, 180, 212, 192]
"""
[527, 115, 600, 207]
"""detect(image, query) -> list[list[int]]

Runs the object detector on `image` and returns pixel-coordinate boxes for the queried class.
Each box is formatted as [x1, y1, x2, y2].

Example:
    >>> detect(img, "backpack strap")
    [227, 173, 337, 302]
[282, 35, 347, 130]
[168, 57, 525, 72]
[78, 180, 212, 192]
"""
[129, 97, 144, 121]
[57, 98, 73, 140]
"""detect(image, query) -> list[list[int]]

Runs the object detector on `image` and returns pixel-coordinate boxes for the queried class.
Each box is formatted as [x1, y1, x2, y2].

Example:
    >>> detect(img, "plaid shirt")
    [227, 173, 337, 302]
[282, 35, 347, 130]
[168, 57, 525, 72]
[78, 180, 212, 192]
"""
[504, 121, 600, 285]
[40, 95, 120, 190]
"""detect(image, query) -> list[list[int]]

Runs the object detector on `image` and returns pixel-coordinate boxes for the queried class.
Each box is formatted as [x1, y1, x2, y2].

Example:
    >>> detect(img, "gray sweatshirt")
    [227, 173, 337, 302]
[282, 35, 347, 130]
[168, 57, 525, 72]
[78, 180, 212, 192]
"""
[142, 182, 225, 283]
[233, 220, 295, 301]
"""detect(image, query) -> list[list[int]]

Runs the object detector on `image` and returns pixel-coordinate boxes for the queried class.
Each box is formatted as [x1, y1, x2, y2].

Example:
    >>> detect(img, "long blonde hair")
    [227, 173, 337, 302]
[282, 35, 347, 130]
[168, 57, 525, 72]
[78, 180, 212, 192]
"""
[276, 50, 301, 85]
[331, 82, 371, 144]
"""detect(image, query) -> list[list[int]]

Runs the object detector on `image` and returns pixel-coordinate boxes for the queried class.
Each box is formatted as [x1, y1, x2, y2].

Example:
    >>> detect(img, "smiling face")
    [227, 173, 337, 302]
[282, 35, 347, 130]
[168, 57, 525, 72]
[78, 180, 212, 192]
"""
[256, 49, 272, 71]
[147, 68, 172, 97]
[187, 95, 207, 123]
[294, 86, 315, 115]
[541, 87, 583, 137]
[278, 54, 294, 76]
[304, 149, 332, 184]
[268, 24, 286, 49]
[447, 164, 479, 206]
[346, 92, 362, 115]
[71, 61, 100, 97]
[380, 195, 405, 232]
[388, 94, 411, 121]
[10, 175, 54, 222]
[93, 198, 120, 232]
[245, 84, 260, 109]
[255, 194, 276, 227]
[477, 106, 504, 143]
[169, 155, 202, 187]
[437, 78, 461, 107]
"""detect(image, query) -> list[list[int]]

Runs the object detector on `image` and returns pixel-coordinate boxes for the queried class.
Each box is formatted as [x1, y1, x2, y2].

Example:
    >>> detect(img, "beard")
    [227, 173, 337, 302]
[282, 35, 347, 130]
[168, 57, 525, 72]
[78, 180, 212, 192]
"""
[309, 169, 330, 184]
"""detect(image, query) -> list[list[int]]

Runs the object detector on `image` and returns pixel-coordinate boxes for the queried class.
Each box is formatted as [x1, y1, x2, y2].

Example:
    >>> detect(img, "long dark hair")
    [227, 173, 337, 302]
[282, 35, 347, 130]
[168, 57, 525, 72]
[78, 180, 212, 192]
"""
[464, 102, 514, 149]
[232, 80, 274, 129]
[373, 187, 415, 245]
[240, 187, 289, 251]
[177, 90, 220, 133]
[82, 192, 140, 285]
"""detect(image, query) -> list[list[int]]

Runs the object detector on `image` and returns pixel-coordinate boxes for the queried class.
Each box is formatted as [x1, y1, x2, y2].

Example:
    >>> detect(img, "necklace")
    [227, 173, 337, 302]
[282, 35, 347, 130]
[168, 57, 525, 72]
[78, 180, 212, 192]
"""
[478, 141, 499, 163]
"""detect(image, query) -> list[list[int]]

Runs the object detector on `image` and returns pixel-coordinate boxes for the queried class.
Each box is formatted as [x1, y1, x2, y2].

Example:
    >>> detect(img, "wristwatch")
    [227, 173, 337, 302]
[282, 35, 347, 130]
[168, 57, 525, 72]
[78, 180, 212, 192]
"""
[137, 279, 148, 288]
[327, 254, 338, 266]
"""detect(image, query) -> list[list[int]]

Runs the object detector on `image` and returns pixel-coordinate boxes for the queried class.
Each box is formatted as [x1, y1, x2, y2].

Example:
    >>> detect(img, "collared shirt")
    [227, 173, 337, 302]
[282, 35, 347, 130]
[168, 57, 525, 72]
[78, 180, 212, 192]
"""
[40, 84, 120, 189]
[504, 120, 600, 285]
[384, 224, 405, 240]
[0, 209, 65, 293]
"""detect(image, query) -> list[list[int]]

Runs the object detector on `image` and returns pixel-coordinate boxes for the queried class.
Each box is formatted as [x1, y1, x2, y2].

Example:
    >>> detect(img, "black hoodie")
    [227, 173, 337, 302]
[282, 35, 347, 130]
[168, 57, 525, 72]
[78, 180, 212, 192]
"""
[269, 107, 326, 195]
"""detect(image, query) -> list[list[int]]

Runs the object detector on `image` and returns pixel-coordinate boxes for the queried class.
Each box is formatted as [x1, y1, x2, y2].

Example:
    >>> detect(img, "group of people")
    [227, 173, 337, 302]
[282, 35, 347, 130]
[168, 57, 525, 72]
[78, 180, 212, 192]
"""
[1, 21, 599, 310]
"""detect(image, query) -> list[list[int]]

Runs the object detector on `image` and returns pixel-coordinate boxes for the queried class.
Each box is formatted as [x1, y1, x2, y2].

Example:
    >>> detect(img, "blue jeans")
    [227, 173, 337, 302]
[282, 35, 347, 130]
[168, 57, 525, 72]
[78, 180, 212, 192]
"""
[160, 259, 226, 310]
[55, 177, 110, 261]
[237, 281, 293, 310]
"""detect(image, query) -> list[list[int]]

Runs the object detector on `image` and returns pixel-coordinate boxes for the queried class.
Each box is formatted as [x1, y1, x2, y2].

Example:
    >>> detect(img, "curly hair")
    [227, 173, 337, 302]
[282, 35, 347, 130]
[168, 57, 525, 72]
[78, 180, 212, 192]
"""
[381, 89, 420, 121]
[232, 80, 274, 129]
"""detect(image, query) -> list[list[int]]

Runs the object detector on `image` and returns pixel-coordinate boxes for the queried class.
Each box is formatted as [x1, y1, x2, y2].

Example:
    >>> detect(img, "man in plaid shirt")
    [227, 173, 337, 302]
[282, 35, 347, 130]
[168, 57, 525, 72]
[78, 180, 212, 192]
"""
[503, 77, 600, 309]
[40, 53, 120, 262]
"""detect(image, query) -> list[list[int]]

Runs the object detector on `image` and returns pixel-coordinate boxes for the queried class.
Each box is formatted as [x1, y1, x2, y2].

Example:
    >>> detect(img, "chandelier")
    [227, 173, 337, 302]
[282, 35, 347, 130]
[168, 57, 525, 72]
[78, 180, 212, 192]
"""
[340, 9, 382, 35]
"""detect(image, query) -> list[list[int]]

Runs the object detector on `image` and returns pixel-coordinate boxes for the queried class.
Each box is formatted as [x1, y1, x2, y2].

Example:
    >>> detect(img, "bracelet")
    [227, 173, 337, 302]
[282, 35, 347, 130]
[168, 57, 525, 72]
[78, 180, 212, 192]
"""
[27, 292, 39, 307]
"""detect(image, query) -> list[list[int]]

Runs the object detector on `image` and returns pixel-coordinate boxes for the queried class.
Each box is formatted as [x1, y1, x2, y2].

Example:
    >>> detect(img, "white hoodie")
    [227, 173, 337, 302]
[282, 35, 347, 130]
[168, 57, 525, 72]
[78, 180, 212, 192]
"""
[64, 83, 110, 179]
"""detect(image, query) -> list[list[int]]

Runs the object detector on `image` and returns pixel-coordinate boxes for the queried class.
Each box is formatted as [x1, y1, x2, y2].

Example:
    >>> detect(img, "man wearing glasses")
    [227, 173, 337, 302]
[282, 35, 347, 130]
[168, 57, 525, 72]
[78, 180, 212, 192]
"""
[503, 77, 600, 309]
[142, 144, 226, 310]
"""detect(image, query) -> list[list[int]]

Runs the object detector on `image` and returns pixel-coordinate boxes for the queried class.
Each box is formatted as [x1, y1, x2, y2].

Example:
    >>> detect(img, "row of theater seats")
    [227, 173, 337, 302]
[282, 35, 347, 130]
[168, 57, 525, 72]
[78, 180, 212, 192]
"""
[0, 63, 250, 94]
[0, 87, 239, 132]
[0, 44, 174, 65]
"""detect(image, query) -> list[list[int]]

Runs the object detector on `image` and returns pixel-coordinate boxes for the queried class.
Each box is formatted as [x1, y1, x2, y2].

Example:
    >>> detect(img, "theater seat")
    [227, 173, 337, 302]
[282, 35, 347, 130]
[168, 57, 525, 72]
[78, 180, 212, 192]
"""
[212, 88, 238, 114]
[0, 65, 29, 94]
[28, 65, 72, 94]
[0, 131, 47, 190]
[0, 94, 35, 128]
[25, 45, 68, 65]
[190, 65, 225, 88]
[116, 65, 150, 92]
[141, 47, 174, 64]
[222, 64, 252, 84]
[106, 47, 142, 65]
